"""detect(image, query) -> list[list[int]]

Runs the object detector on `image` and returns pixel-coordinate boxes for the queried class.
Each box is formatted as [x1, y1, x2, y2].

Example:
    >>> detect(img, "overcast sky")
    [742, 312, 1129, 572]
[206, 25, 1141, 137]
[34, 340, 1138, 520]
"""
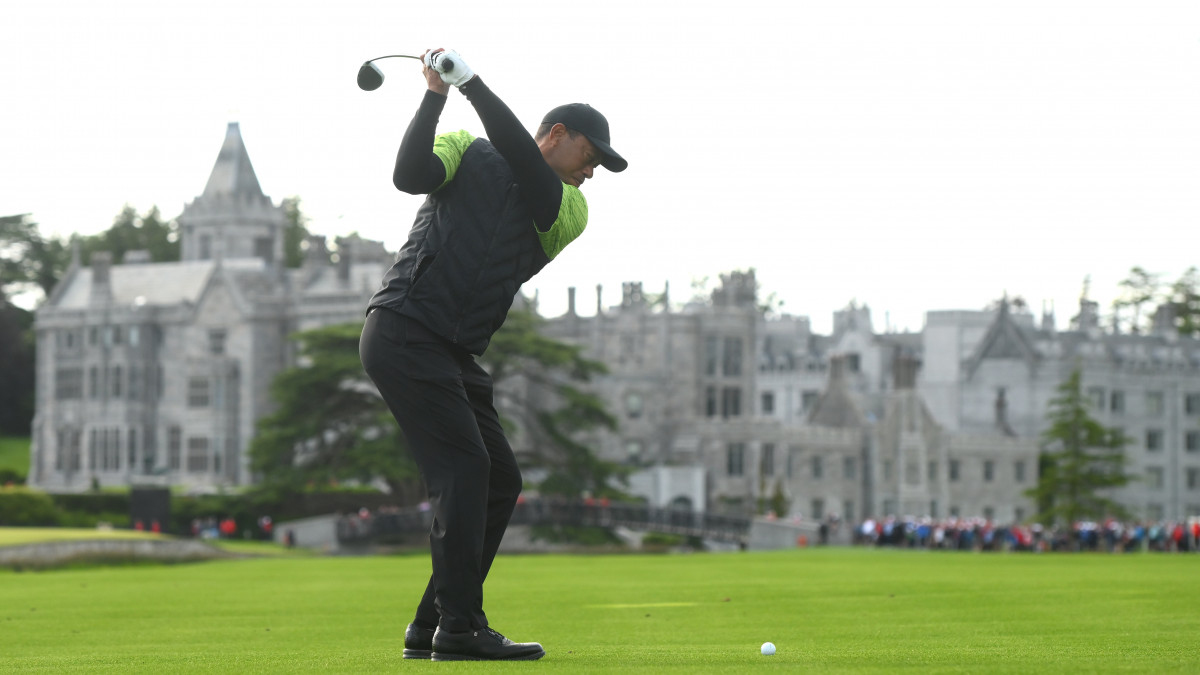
[3, 0, 1198, 333]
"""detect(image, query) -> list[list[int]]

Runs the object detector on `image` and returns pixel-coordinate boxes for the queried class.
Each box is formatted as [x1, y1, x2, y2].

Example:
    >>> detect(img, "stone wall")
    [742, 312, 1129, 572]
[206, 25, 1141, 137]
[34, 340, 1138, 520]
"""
[0, 538, 227, 569]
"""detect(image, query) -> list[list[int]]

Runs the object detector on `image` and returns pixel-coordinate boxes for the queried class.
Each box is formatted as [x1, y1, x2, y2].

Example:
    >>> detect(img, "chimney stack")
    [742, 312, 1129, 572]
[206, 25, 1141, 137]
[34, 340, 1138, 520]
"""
[828, 354, 845, 382]
[90, 251, 112, 284]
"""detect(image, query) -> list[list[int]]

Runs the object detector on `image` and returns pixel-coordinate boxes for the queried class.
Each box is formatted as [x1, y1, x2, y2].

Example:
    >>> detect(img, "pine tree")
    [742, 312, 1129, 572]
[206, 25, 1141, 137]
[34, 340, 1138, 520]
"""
[1024, 368, 1133, 526]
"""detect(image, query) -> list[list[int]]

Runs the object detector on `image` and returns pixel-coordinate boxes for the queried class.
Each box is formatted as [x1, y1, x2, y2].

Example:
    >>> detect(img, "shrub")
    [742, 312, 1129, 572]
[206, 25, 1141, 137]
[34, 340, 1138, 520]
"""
[530, 525, 622, 546]
[51, 492, 130, 514]
[0, 487, 61, 526]
[641, 532, 685, 547]
[42, 493, 132, 529]
[171, 494, 254, 536]
[57, 510, 130, 529]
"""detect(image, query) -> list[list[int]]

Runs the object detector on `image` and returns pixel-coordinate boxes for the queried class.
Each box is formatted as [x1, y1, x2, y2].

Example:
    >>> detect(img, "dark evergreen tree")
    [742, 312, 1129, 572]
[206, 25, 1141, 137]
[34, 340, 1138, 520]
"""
[1024, 368, 1133, 526]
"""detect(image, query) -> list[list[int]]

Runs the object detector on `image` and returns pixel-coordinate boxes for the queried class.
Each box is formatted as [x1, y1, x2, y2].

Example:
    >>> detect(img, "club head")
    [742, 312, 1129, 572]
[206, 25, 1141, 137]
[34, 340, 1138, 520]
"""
[357, 62, 384, 91]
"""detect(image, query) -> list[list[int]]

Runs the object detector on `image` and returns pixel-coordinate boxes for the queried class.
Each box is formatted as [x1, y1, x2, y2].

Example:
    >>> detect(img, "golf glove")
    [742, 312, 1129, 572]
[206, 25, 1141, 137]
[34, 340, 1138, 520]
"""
[424, 49, 475, 88]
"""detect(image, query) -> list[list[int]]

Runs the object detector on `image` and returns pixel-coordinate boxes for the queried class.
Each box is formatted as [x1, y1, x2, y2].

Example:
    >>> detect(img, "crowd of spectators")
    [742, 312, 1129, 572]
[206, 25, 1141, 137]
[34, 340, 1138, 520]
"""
[336, 505, 412, 538]
[853, 516, 1200, 553]
[189, 515, 274, 540]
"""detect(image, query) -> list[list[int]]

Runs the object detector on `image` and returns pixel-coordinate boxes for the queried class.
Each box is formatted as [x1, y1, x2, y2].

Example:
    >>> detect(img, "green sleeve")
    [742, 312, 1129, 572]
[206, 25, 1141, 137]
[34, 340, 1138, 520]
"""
[432, 130, 476, 190]
[536, 185, 589, 261]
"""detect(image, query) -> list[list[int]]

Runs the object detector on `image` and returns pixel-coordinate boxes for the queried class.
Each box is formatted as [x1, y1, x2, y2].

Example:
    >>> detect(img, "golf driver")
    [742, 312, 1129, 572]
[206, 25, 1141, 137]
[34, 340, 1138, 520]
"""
[357, 53, 457, 91]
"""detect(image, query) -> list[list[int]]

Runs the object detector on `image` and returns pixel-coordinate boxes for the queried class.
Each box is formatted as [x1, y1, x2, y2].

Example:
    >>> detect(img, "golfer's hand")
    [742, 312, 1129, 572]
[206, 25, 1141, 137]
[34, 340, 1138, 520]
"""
[422, 49, 451, 95]
[424, 48, 475, 88]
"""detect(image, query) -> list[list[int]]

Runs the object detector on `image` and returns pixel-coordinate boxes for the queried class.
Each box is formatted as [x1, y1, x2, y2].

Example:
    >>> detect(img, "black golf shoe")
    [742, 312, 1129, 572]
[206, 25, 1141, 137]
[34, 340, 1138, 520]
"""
[402, 623, 435, 659]
[431, 626, 546, 661]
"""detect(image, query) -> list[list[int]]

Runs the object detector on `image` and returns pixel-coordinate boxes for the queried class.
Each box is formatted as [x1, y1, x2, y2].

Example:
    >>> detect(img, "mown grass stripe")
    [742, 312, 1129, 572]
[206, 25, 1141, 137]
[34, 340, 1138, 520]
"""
[1, 548, 1196, 673]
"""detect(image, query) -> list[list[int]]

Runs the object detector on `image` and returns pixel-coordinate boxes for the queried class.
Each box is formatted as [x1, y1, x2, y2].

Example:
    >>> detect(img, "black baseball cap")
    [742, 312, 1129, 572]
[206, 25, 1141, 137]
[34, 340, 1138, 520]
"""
[541, 103, 627, 173]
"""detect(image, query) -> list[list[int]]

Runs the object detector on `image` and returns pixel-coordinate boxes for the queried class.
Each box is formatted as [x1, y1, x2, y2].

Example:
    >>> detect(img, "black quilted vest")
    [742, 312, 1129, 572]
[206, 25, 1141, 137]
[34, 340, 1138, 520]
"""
[367, 138, 551, 355]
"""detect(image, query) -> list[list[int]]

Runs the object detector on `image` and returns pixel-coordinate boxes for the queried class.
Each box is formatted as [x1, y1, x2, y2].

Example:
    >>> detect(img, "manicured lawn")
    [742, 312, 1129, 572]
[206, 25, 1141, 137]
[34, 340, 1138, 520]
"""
[1, 547, 1197, 672]
[0, 435, 30, 477]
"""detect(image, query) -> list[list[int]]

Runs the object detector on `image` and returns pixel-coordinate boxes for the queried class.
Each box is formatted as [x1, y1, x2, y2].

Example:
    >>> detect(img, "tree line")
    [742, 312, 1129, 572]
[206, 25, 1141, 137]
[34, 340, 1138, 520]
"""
[1112, 266, 1199, 336]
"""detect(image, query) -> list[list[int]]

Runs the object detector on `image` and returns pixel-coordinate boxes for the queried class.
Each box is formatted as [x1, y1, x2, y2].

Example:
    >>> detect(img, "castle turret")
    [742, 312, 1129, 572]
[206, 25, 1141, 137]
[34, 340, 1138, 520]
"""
[178, 123, 287, 266]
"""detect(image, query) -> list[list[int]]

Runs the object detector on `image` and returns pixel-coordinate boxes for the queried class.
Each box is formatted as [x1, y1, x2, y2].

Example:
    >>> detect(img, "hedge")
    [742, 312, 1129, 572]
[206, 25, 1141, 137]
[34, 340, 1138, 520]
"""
[0, 487, 62, 526]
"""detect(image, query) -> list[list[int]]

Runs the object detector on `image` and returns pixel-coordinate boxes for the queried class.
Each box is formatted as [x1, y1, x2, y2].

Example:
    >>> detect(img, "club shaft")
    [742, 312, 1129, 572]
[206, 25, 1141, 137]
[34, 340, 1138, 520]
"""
[364, 54, 422, 64]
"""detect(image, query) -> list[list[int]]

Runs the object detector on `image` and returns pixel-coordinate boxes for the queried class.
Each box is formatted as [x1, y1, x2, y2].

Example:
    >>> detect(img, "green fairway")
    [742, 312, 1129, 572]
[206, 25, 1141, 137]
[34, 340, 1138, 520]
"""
[0, 435, 30, 477]
[1, 548, 1196, 673]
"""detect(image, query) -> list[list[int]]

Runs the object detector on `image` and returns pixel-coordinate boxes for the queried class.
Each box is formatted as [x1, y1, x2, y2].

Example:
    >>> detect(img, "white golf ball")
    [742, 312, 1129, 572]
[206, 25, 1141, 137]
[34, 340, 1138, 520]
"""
[761, 642, 776, 656]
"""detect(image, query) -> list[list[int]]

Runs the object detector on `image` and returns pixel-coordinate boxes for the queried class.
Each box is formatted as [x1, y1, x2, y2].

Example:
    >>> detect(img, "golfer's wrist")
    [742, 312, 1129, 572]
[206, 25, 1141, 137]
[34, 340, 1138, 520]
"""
[457, 76, 482, 95]
[420, 89, 448, 112]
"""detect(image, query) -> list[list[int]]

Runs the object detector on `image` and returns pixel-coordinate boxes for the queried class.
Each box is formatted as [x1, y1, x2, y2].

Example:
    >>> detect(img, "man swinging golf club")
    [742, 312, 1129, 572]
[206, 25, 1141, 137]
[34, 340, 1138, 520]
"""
[358, 48, 626, 661]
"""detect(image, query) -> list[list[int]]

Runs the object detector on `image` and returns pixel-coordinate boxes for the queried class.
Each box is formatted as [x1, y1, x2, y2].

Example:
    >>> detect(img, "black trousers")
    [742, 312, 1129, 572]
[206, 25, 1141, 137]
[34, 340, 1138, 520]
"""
[359, 307, 522, 632]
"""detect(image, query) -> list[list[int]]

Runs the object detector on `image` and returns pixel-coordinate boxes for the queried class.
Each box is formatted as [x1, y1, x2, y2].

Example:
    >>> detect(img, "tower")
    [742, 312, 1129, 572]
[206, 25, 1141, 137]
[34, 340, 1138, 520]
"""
[178, 123, 287, 265]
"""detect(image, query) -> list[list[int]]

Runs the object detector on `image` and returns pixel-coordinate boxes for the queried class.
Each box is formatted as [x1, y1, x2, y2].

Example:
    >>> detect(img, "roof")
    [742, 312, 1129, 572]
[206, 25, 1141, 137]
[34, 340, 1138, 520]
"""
[966, 298, 1200, 370]
[49, 258, 266, 310]
[877, 389, 942, 441]
[296, 262, 386, 296]
[201, 122, 264, 199]
[807, 358, 866, 429]
[966, 299, 1039, 377]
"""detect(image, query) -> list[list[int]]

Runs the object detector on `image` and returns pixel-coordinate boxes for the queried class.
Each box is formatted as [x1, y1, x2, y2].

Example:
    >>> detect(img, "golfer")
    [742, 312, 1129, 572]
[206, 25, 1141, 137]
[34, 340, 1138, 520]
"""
[358, 48, 626, 661]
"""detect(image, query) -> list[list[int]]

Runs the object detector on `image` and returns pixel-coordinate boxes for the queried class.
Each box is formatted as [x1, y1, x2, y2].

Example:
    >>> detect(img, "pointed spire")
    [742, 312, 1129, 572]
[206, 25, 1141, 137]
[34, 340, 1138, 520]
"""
[202, 122, 264, 199]
[807, 355, 866, 429]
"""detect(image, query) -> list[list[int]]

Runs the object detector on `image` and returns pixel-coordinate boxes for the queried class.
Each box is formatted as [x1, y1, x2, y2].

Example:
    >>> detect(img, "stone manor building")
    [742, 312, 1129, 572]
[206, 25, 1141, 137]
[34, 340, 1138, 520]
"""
[543, 276, 1200, 523]
[28, 125, 1200, 524]
[29, 123, 393, 491]
[542, 276, 1042, 524]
